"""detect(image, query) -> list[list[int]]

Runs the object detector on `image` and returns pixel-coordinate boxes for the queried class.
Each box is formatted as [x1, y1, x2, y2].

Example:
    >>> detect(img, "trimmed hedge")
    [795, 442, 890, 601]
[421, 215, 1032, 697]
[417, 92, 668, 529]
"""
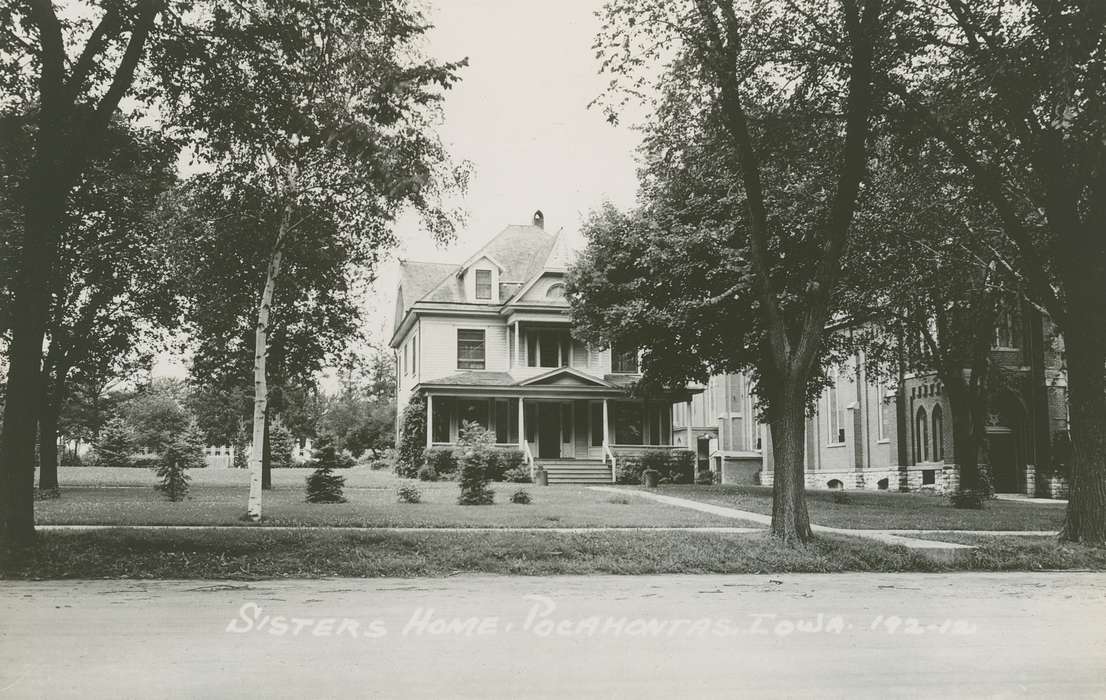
[418, 446, 525, 482]
[615, 449, 695, 485]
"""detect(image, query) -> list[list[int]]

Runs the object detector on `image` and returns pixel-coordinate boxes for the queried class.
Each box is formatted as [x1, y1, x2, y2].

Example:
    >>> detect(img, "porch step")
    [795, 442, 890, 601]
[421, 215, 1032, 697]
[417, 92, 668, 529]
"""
[540, 460, 613, 484]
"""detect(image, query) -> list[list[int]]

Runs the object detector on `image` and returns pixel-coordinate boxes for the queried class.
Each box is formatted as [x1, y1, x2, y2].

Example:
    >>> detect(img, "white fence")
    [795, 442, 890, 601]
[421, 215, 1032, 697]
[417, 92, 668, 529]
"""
[203, 440, 314, 469]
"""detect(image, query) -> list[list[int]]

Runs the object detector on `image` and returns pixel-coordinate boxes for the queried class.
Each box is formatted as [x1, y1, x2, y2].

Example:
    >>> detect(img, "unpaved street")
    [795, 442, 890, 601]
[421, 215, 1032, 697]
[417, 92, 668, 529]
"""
[2, 572, 1105, 698]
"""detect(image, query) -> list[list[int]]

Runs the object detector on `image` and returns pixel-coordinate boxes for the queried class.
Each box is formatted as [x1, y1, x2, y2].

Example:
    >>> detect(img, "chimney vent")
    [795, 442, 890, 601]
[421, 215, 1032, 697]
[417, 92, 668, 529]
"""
[532, 210, 544, 229]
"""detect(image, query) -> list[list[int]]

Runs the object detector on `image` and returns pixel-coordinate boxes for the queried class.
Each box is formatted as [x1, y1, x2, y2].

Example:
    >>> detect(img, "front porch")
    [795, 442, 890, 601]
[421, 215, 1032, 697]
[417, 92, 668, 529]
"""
[424, 392, 677, 483]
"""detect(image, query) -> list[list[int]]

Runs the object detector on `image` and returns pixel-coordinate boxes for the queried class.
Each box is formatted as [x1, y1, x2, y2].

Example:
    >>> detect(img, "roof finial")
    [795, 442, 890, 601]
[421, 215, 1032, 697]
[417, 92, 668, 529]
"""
[532, 210, 544, 229]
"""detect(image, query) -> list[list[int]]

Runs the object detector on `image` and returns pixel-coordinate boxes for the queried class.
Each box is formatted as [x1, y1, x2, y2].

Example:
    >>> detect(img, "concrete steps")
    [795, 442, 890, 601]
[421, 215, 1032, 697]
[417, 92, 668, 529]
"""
[541, 460, 613, 484]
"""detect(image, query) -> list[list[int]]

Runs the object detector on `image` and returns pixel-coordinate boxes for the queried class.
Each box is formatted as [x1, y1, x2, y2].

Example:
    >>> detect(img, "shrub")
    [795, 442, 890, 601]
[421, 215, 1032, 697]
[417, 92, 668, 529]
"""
[269, 420, 296, 469]
[397, 485, 421, 504]
[232, 439, 248, 471]
[615, 455, 644, 484]
[666, 450, 696, 484]
[457, 421, 495, 505]
[503, 465, 532, 483]
[396, 395, 426, 478]
[695, 469, 715, 485]
[424, 447, 458, 480]
[305, 437, 347, 503]
[154, 423, 205, 502]
[510, 489, 532, 504]
[950, 489, 986, 510]
[93, 417, 134, 468]
[832, 490, 852, 505]
[417, 464, 438, 482]
[488, 449, 524, 481]
[607, 496, 631, 505]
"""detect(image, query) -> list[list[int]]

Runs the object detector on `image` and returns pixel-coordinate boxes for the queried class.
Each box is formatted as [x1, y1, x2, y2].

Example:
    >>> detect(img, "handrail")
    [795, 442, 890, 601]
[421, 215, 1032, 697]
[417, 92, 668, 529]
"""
[523, 441, 535, 479]
[603, 442, 617, 483]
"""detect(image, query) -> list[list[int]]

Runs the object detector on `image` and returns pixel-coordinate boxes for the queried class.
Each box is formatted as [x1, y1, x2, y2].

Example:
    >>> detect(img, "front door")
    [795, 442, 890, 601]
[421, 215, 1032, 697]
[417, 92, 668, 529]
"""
[538, 403, 561, 459]
[988, 433, 1019, 493]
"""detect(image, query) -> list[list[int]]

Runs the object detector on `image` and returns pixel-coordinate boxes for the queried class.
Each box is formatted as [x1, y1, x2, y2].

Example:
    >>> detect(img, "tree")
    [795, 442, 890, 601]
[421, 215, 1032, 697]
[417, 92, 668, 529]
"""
[580, 0, 895, 543]
[304, 435, 346, 504]
[318, 347, 397, 457]
[881, 1, 1106, 541]
[163, 1, 467, 521]
[92, 416, 133, 468]
[396, 395, 426, 478]
[0, 112, 179, 491]
[154, 422, 205, 502]
[268, 419, 296, 471]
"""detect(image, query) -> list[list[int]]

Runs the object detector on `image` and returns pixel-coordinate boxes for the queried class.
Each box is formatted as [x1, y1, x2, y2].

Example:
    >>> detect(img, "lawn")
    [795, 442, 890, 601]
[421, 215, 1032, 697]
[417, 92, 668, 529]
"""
[643, 484, 1066, 531]
[4, 528, 1104, 579]
[34, 467, 759, 529]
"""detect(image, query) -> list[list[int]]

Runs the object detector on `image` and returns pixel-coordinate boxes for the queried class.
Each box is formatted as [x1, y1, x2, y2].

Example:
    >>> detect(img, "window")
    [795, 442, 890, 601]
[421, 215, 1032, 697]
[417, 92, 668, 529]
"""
[876, 382, 888, 441]
[993, 299, 1022, 348]
[590, 403, 604, 446]
[475, 269, 492, 300]
[431, 397, 452, 443]
[932, 406, 944, 461]
[612, 345, 639, 373]
[457, 329, 486, 370]
[827, 370, 844, 444]
[613, 402, 643, 445]
[402, 344, 408, 376]
[546, 283, 565, 299]
[914, 407, 929, 463]
[411, 337, 417, 375]
[494, 399, 518, 444]
[458, 398, 489, 429]
[922, 469, 936, 486]
[525, 329, 570, 368]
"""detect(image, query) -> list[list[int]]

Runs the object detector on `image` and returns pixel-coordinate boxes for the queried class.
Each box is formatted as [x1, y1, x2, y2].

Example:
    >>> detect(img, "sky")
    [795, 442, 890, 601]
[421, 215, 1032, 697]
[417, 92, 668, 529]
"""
[156, 1, 647, 381]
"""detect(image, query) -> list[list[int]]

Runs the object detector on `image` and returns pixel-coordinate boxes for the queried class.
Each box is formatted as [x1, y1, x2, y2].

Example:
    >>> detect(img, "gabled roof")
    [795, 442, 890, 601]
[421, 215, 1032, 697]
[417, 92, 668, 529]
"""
[518, 367, 614, 387]
[395, 260, 455, 325]
[419, 224, 556, 304]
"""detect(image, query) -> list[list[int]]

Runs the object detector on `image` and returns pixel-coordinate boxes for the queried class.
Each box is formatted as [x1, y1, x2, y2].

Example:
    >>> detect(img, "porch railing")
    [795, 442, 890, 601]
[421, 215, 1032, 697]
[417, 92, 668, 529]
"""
[523, 441, 535, 480]
[603, 442, 618, 483]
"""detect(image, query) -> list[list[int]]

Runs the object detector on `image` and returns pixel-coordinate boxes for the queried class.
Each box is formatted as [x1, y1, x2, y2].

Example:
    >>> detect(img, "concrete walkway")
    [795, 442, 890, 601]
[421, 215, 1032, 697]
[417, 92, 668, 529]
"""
[590, 486, 988, 561]
[996, 493, 1068, 505]
[36, 524, 765, 535]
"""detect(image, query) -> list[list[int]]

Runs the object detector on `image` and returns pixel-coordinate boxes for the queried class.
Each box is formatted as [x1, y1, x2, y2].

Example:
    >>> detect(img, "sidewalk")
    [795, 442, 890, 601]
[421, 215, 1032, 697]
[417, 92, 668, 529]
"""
[589, 486, 1058, 562]
[35, 524, 765, 534]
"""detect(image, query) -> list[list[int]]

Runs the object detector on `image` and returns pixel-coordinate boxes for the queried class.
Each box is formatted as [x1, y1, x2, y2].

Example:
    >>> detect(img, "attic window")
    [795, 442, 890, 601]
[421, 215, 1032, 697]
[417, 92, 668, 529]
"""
[475, 269, 493, 300]
[546, 283, 565, 299]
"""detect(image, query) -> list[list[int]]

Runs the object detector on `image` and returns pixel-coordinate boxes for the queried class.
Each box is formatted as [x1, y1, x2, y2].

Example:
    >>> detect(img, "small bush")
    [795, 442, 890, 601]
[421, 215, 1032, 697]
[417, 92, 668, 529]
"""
[457, 421, 495, 505]
[503, 465, 532, 483]
[510, 489, 532, 504]
[615, 455, 644, 484]
[832, 490, 852, 505]
[695, 469, 715, 485]
[397, 485, 421, 504]
[305, 437, 347, 503]
[154, 424, 205, 502]
[607, 496, 631, 505]
[424, 447, 458, 480]
[489, 449, 525, 481]
[950, 489, 986, 510]
[417, 464, 438, 482]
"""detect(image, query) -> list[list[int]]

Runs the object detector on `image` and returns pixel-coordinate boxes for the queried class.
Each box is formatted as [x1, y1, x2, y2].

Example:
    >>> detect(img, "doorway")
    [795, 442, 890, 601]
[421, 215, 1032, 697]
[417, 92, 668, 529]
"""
[538, 403, 561, 459]
[988, 432, 1019, 493]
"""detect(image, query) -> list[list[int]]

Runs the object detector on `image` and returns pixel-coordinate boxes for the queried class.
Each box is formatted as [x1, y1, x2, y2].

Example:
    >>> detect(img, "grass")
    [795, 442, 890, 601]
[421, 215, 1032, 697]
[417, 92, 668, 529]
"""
[3, 528, 1103, 579]
[646, 484, 1065, 531]
[35, 467, 760, 529]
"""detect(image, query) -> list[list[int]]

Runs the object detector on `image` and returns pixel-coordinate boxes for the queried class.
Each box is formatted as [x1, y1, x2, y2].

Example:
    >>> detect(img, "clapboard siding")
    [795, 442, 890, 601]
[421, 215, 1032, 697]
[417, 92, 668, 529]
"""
[419, 316, 509, 381]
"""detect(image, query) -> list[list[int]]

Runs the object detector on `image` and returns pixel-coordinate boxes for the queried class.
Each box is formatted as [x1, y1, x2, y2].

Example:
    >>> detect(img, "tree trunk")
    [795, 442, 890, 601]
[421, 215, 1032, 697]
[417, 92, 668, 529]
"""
[944, 381, 983, 493]
[1061, 322, 1106, 543]
[247, 211, 290, 521]
[262, 404, 272, 490]
[0, 160, 68, 544]
[37, 390, 61, 492]
[769, 390, 813, 545]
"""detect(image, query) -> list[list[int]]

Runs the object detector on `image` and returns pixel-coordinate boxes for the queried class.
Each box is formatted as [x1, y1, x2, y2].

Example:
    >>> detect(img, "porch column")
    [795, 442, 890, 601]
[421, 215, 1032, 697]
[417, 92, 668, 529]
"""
[514, 321, 520, 368]
[518, 396, 525, 450]
[603, 399, 613, 483]
[425, 393, 433, 450]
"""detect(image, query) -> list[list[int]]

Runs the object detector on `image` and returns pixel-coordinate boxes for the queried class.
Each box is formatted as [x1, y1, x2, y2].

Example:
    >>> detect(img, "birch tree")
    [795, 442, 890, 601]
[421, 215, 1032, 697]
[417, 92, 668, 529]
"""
[166, 0, 467, 520]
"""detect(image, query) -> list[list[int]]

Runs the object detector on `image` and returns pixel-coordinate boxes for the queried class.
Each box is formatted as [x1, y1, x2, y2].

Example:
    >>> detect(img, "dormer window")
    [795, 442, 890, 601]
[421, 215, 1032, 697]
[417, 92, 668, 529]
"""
[475, 269, 493, 300]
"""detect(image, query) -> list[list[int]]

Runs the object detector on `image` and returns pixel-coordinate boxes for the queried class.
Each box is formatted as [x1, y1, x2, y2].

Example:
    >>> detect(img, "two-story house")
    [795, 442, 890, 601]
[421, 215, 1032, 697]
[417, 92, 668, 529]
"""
[390, 211, 687, 483]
